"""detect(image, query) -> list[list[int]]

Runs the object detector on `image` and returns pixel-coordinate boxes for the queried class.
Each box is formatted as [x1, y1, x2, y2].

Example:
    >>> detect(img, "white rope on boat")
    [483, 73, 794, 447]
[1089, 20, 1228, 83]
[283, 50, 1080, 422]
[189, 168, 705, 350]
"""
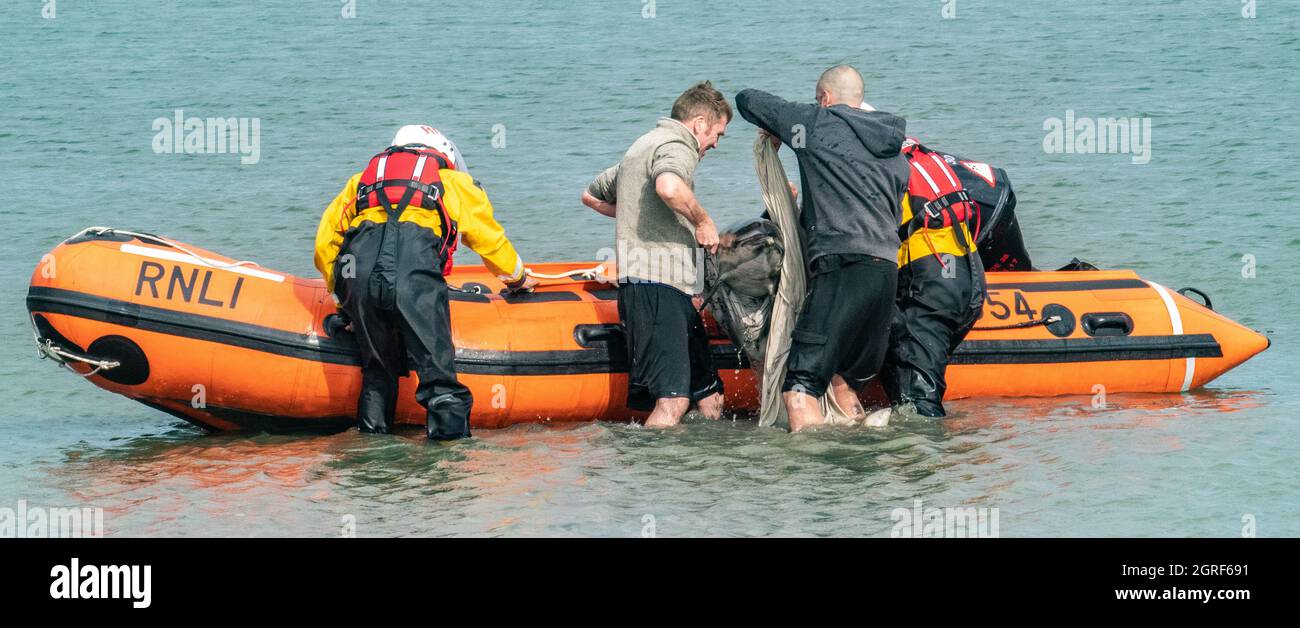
[524, 265, 606, 281]
[34, 338, 120, 377]
[66, 226, 262, 270]
[75, 227, 601, 283]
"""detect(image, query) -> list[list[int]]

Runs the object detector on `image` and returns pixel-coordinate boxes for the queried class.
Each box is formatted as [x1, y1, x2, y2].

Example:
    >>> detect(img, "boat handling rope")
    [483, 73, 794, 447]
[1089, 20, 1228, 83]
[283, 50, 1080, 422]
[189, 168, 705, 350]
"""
[34, 337, 120, 377]
[972, 315, 1062, 331]
[67, 227, 263, 270]
[448, 266, 607, 294]
[524, 265, 606, 281]
[80, 227, 604, 284]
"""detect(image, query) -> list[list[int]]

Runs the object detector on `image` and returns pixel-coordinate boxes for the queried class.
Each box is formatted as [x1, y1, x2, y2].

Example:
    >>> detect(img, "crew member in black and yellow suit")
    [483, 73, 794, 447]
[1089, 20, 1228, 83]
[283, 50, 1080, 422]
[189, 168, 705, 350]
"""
[314, 125, 536, 440]
[880, 139, 986, 419]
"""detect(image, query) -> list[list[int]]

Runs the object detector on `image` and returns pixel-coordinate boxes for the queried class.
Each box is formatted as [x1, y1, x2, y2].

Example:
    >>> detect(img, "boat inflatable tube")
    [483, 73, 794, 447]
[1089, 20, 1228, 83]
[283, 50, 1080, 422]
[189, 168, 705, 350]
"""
[26, 227, 1270, 432]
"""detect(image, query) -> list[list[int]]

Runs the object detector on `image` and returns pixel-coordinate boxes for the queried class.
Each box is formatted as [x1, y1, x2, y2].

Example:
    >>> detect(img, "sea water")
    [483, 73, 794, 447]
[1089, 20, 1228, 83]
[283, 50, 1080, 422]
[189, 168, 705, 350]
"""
[1, 0, 1296, 536]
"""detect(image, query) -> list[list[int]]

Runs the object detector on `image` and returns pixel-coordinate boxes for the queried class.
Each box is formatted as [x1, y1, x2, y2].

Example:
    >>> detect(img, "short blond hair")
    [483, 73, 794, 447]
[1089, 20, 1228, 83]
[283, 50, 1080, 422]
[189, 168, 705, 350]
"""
[671, 81, 732, 123]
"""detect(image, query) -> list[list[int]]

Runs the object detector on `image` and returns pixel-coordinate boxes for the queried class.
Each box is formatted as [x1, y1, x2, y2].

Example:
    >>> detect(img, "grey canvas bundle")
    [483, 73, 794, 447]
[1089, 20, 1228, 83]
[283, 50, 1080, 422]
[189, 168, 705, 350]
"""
[704, 136, 860, 428]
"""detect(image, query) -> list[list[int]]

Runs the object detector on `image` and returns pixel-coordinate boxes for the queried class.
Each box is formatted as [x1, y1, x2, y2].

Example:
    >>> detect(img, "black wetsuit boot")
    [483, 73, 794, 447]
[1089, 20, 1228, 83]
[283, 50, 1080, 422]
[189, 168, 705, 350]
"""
[356, 338, 400, 434]
[883, 253, 985, 417]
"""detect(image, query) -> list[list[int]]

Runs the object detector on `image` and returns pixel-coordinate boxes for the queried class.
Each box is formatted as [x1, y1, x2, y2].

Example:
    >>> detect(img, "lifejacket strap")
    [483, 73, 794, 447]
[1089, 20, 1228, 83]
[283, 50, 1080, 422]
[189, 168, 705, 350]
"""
[922, 190, 971, 218]
[374, 183, 418, 223]
[356, 179, 442, 201]
[355, 179, 445, 212]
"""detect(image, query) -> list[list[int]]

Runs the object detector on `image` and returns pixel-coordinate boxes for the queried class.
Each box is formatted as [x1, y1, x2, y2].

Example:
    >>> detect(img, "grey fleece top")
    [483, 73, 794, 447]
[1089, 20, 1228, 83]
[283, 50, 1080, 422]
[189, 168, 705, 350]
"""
[587, 118, 704, 294]
[735, 89, 910, 267]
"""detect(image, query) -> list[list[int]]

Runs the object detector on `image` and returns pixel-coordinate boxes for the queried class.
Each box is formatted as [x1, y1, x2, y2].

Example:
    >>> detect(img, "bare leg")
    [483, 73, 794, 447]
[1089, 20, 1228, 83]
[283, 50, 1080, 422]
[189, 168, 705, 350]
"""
[645, 397, 690, 428]
[695, 392, 725, 420]
[829, 374, 865, 418]
[784, 390, 824, 432]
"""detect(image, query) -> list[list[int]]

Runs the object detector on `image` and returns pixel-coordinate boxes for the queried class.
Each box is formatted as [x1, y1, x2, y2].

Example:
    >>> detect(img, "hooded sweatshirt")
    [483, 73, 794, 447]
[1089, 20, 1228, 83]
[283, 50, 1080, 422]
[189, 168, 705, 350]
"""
[735, 89, 909, 268]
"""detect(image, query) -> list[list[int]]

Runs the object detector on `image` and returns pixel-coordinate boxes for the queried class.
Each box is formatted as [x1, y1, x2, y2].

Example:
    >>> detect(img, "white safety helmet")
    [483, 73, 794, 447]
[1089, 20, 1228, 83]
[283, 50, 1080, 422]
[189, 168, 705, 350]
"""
[391, 124, 468, 173]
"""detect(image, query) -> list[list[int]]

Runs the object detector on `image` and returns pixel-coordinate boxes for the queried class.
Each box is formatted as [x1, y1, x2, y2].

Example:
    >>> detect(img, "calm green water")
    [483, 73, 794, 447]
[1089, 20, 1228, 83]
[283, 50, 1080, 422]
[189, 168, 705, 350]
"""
[2, 1, 1296, 536]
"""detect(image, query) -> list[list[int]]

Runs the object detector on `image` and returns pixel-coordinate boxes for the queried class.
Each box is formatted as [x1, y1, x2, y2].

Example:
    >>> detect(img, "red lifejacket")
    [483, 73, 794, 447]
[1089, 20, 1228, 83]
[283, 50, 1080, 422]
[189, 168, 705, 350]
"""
[900, 139, 980, 243]
[355, 144, 460, 275]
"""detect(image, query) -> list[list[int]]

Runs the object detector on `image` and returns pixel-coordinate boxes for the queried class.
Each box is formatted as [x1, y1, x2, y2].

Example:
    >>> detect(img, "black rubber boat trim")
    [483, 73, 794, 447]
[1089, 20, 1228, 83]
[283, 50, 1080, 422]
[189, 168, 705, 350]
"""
[950, 335, 1222, 365]
[28, 286, 1221, 375]
[983, 278, 1149, 292]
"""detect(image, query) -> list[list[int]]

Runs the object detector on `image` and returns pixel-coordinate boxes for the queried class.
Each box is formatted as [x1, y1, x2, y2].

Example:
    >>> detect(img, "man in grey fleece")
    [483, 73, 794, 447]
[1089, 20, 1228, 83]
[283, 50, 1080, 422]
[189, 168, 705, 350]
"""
[735, 65, 910, 432]
[582, 81, 731, 428]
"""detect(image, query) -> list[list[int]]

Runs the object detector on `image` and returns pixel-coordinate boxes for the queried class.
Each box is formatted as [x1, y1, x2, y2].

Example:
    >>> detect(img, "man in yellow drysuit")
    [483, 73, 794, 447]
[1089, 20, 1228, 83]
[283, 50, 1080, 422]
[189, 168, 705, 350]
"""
[314, 125, 535, 440]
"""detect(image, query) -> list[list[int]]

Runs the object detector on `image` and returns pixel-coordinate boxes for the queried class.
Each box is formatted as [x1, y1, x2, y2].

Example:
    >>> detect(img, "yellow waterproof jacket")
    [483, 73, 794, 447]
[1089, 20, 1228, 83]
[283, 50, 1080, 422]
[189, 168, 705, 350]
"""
[897, 192, 978, 268]
[314, 169, 525, 292]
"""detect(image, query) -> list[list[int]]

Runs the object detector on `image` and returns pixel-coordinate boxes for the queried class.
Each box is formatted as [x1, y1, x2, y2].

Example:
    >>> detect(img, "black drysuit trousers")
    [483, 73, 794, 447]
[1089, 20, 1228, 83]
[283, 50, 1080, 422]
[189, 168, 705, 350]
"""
[335, 220, 472, 440]
[883, 251, 985, 417]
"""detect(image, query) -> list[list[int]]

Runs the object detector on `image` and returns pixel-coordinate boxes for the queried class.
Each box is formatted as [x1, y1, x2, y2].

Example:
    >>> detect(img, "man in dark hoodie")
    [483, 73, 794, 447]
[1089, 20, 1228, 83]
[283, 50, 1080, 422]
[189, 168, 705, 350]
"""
[735, 65, 909, 432]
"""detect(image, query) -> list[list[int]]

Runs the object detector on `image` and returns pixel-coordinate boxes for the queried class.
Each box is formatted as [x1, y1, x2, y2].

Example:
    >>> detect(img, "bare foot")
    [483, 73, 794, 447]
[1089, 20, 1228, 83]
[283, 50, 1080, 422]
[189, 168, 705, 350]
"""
[644, 415, 679, 428]
[644, 397, 689, 428]
[784, 390, 824, 433]
[829, 375, 865, 417]
[695, 392, 724, 420]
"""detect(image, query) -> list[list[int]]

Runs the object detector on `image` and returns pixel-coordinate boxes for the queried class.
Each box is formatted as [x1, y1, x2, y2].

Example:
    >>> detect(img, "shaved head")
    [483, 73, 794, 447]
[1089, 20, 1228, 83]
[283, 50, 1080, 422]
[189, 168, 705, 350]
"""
[816, 64, 865, 107]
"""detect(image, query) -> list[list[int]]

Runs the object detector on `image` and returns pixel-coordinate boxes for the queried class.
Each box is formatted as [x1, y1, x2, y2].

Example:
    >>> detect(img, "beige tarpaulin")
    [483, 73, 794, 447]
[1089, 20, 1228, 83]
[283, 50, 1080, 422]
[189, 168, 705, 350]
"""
[752, 137, 857, 428]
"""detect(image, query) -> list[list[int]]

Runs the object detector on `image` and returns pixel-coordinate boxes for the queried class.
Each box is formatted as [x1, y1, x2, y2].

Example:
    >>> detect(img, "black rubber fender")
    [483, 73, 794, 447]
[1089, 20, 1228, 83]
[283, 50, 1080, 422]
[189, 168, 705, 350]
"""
[86, 335, 150, 385]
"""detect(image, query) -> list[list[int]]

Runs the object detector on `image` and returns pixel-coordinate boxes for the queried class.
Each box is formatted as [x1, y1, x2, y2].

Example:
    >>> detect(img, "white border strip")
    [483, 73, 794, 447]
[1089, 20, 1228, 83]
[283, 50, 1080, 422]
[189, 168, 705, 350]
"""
[1146, 281, 1195, 391]
[120, 243, 285, 283]
[911, 161, 941, 194]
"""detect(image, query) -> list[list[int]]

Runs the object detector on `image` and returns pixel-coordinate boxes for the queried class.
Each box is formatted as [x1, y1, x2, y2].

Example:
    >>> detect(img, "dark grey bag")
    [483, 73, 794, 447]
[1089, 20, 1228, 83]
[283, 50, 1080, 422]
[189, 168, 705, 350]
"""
[702, 218, 785, 364]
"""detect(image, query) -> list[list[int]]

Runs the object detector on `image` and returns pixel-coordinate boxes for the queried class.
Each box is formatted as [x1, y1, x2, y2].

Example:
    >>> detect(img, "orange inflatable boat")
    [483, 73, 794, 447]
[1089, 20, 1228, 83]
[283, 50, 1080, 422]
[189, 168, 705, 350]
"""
[26, 228, 1269, 431]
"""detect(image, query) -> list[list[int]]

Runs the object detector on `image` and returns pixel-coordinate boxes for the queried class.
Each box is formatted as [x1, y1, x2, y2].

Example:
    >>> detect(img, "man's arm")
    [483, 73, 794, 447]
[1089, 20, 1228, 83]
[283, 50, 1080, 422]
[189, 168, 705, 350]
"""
[582, 190, 617, 217]
[650, 140, 718, 252]
[583, 165, 619, 217]
[444, 172, 535, 291]
[655, 172, 718, 253]
[734, 89, 818, 149]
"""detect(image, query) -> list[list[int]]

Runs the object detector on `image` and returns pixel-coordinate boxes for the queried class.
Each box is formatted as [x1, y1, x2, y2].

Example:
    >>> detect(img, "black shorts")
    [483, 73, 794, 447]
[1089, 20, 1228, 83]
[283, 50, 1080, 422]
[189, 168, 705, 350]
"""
[782, 255, 897, 398]
[618, 282, 724, 411]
